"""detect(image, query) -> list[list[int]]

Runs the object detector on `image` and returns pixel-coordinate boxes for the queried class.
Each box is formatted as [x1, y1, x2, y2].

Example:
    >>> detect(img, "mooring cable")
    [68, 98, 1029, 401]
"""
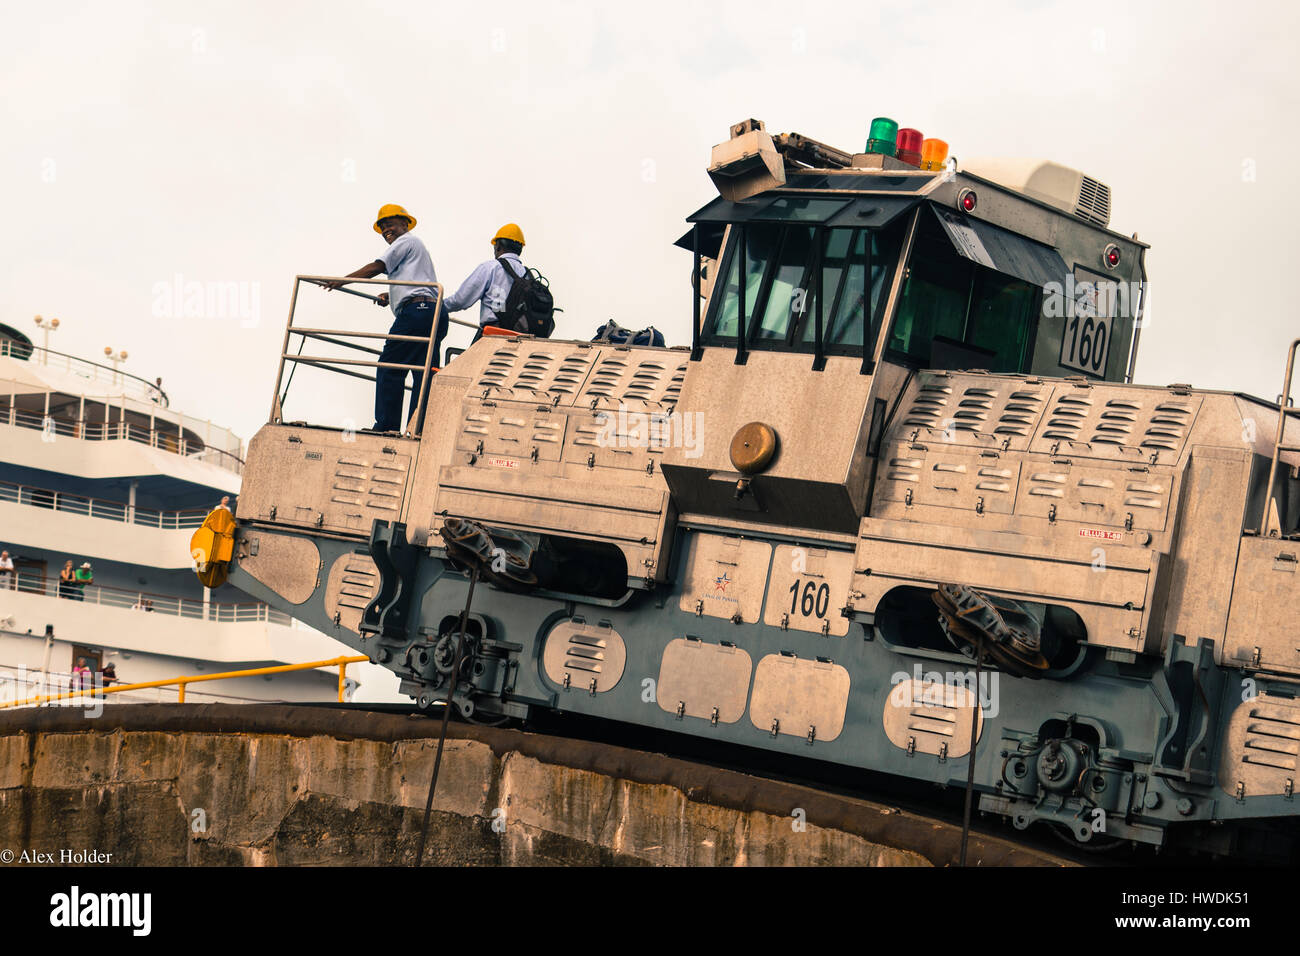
[414, 566, 479, 866]
[959, 633, 984, 867]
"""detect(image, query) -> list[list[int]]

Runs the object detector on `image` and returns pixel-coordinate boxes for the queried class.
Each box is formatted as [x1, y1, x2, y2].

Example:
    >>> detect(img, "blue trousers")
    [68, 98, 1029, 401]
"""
[374, 299, 448, 433]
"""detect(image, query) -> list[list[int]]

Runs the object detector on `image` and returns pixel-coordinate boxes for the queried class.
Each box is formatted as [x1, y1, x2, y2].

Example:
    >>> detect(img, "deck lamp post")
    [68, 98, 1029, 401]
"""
[33, 315, 59, 364]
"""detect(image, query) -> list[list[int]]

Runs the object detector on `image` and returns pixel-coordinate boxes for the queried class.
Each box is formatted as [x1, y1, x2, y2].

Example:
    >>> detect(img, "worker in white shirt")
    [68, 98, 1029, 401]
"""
[443, 224, 527, 340]
[330, 204, 447, 432]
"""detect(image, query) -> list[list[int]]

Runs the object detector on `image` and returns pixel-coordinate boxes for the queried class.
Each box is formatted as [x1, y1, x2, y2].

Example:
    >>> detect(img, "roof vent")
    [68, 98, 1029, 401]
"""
[960, 159, 1111, 228]
[1074, 174, 1110, 227]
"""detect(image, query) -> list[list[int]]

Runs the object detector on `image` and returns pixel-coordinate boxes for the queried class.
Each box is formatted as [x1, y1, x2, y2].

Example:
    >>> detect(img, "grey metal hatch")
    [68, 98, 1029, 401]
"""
[929, 205, 1069, 290]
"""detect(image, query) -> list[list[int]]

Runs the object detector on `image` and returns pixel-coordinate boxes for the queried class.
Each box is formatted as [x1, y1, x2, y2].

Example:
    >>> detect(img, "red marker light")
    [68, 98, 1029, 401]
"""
[958, 188, 977, 213]
[1103, 244, 1121, 269]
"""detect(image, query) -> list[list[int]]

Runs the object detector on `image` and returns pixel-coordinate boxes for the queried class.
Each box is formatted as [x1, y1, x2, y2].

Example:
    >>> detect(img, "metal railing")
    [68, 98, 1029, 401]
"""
[0, 665, 284, 706]
[0, 397, 245, 474]
[0, 655, 368, 709]
[0, 571, 291, 625]
[1264, 337, 1300, 537]
[1, 340, 171, 406]
[0, 478, 210, 530]
[272, 276, 484, 437]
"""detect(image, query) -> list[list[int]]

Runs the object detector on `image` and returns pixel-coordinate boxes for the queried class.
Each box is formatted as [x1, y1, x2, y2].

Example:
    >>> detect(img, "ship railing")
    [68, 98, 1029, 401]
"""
[0, 340, 171, 407]
[0, 664, 285, 706]
[272, 276, 483, 438]
[0, 571, 293, 626]
[0, 655, 367, 709]
[0, 478, 211, 530]
[0, 396, 245, 475]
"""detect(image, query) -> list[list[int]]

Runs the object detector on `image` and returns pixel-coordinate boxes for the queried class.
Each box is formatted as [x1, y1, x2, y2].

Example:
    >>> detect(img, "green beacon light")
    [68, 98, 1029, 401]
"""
[866, 117, 899, 156]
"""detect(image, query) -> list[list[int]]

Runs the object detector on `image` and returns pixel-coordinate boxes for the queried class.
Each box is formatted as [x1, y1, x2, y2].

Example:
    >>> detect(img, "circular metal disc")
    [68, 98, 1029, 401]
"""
[729, 422, 778, 474]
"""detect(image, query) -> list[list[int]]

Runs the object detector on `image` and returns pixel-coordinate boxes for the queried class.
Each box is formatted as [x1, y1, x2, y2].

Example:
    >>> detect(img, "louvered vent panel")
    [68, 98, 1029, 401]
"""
[995, 390, 1046, 437]
[1075, 176, 1111, 227]
[578, 354, 685, 404]
[1142, 401, 1194, 451]
[1027, 470, 1068, 499]
[1041, 393, 1092, 441]
[1242, 710, 1300, 772]
[335, 557, 380, 612]
[477, 347, 517, 387]
[901, 382, 953, 428]
[560, 630, 611, 674]
[1092, 398, 1139, 445]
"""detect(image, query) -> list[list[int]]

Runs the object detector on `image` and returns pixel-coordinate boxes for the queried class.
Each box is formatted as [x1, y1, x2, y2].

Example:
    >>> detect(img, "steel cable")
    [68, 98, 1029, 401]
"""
[413, 566, 479, 866]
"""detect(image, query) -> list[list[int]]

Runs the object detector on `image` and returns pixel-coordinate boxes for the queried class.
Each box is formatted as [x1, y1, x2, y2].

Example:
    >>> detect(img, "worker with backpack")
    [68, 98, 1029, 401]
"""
[443, 223, 556, 340]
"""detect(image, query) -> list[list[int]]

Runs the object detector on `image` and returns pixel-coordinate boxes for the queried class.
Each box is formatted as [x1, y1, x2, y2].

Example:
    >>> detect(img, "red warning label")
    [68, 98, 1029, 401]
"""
[1078, 528, 1123, 542]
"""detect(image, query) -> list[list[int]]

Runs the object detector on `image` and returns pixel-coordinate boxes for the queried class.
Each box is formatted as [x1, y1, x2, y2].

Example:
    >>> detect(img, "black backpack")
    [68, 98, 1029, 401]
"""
[494, 258, 556, 338]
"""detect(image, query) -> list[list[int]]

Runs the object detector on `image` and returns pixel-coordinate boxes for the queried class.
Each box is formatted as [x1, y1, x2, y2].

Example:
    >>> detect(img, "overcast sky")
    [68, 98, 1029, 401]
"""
[4, 0, 1298, 434]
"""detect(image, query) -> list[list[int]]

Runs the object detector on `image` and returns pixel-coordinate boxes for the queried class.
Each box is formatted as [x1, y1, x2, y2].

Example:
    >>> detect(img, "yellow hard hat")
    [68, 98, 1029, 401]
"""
[492, 223, 525, 246]
[374, 204, 416, 233]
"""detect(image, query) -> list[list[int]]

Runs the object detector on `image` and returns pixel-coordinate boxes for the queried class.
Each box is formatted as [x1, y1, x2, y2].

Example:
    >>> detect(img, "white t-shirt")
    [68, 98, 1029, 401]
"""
[0, 555, 13, 576]
[378, 233, 439, 314]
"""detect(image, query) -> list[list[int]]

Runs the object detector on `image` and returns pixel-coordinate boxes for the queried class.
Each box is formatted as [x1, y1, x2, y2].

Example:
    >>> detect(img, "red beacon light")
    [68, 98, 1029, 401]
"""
[1103, 244, 1121, 269]
[957, 188, 977, 213]
[895, 128, 924, 167]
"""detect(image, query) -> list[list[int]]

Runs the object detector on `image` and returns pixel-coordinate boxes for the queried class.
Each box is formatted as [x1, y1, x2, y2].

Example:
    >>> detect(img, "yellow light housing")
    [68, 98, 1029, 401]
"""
[921, 138, 949, 171]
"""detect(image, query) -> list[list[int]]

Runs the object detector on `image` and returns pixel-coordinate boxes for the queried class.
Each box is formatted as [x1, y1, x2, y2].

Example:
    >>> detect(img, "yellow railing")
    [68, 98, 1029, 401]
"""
[0, 655, 369, 709]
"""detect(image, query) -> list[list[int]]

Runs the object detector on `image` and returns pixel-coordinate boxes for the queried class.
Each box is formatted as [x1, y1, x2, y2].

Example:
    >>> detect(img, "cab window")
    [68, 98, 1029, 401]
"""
[703, 222, 903, 356]
[888, 215, 1041, 373]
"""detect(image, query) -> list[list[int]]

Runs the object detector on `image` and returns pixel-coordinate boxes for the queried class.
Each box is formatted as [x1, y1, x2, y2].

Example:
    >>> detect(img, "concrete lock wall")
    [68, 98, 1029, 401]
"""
[0, 706, 1068, 866]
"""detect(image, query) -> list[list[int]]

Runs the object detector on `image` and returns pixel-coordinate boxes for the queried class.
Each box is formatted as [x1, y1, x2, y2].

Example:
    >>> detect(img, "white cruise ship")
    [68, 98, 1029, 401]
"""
[0, 319, 376, 704]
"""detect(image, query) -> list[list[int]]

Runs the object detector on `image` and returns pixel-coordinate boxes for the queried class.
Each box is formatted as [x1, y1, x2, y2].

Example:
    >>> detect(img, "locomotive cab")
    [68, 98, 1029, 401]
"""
[690, 178, 1143, 383]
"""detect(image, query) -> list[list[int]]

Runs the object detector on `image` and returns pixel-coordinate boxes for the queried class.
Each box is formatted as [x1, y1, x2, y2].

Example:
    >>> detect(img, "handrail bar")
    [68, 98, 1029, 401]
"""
[288, 326, 455, 341]
[0, 340, 171, 406]
[296, 331, 383, 357]
[0, 664, 291, 705]
[273, 274, 465, 437]
[0, 655, 369, 708]
[293, 274, 479, 331]
[1263, 336, 1300, 537]
[289, 359, 381, 385]
[285, 354, 438, 370]
[0, 388, 245, 474]
[2, 571, 290, 623]
[0, 478, 211, 529]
